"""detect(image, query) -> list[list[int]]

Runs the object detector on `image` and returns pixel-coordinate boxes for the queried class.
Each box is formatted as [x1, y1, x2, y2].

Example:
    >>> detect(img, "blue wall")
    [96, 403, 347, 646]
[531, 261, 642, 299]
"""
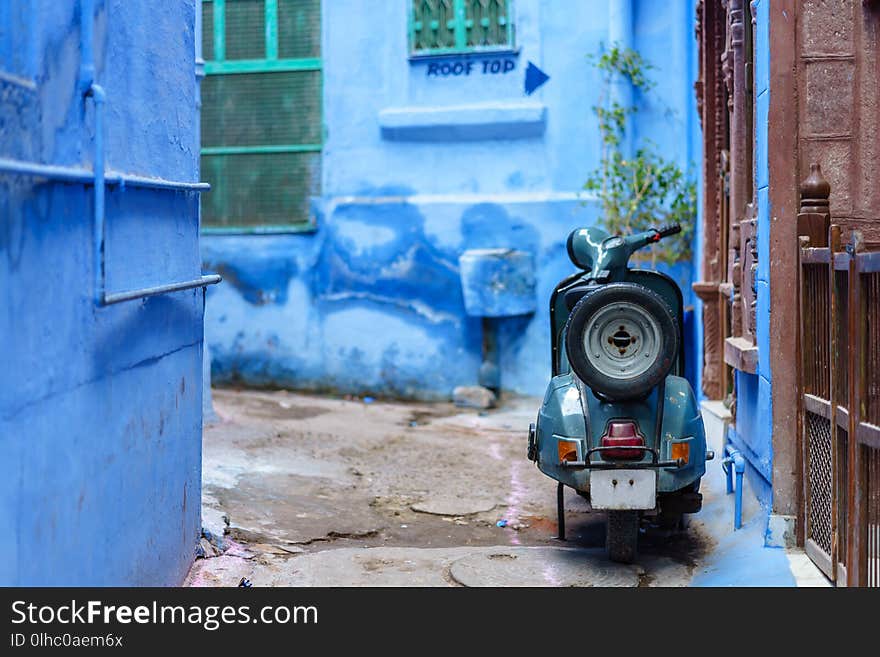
[0, 1, 205, 585]
[727, 0, 773, 508]
[203, 0, 702, 400]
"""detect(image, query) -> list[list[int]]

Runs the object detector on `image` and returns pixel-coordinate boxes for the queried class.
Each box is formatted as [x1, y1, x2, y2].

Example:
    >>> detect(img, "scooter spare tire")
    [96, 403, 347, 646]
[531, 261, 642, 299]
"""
[564, 282, 678, 402]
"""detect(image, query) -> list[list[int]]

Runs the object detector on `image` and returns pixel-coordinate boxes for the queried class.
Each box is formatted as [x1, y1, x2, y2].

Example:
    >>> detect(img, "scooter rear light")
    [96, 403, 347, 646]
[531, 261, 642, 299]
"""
[600, 421, 645, 460]
[558, 439, 580, 464]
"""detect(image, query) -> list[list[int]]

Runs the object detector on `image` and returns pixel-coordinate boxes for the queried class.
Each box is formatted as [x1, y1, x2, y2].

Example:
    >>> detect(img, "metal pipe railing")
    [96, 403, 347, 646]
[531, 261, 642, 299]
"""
[87, 82, 106, 305]
[0, 0, 219, 306]
[0, 158, 94, 184]
[103, 275, 222, 305]
[0, 158, 211, 193]
[110, 173, 210, 192]
[0, 156, 218, 309]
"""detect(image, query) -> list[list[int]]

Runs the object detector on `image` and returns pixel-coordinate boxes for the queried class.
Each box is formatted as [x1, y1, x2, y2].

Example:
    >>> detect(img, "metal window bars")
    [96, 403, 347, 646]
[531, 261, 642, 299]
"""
[199, 0, 322, 232]
[410, 0, 515, 56]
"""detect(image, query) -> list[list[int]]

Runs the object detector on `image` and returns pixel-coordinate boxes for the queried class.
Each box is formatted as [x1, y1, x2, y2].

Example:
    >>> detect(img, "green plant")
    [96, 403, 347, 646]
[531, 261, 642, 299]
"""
[584, 45, 696, 265]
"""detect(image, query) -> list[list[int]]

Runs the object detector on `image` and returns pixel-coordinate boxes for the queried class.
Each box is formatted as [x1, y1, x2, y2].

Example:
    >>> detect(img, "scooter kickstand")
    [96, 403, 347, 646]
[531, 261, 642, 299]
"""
[556, 482, 566, 540]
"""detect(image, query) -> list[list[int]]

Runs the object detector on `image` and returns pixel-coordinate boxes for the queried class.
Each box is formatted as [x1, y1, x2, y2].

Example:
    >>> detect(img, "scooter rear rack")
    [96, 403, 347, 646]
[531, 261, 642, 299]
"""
[560, 445, 685, 470]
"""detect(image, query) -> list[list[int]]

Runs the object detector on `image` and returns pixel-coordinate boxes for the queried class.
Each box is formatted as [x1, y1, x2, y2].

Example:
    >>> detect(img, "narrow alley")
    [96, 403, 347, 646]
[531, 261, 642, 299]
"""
[186, 389, 822, 587]
[7, 0, 879, 605]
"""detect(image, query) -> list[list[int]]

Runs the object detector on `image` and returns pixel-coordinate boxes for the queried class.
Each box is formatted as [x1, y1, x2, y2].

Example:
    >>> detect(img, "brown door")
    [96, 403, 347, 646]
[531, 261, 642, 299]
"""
[797, 222, 837, 581]
[849, 249, 880, 587]
[797, 181, 880, 585]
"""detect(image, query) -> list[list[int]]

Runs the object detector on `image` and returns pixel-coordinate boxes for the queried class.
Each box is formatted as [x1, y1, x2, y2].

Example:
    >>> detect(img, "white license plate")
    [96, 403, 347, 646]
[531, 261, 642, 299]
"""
[590, 469, 657, 510]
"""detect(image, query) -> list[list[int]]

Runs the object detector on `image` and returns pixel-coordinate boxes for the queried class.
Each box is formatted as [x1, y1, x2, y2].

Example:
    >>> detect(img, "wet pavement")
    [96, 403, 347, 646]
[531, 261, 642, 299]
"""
[185, 388, 819, 587]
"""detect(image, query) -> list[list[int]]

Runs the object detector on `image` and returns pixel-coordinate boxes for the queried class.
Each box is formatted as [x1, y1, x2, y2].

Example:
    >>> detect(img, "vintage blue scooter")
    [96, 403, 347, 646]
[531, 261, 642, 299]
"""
[527, 223, 712, 563]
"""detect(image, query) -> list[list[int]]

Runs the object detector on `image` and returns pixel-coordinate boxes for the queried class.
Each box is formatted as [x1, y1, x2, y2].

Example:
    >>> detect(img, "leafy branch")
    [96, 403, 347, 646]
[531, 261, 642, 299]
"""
[585, 45, 696, 265]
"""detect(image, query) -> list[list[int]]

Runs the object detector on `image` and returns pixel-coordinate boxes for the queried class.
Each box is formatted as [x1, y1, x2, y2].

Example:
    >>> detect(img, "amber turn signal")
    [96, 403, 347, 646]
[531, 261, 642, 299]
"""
[557, 440, 579, 463]
[671, 441, 690, 464]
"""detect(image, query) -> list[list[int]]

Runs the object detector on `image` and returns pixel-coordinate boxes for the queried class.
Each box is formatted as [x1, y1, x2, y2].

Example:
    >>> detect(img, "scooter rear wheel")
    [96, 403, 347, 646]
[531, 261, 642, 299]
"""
[564, 283, 678, 401]
[606, 510, 639, 564]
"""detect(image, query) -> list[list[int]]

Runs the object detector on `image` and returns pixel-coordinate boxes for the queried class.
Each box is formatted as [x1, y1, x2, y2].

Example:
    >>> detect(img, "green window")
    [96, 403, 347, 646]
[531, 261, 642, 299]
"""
[201, 0, 322, 232]
[409, 0, 514, 56]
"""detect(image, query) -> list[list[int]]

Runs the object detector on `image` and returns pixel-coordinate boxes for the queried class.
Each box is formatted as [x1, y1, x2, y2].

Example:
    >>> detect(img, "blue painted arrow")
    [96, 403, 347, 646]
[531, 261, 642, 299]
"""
[524, 61, 550, 95]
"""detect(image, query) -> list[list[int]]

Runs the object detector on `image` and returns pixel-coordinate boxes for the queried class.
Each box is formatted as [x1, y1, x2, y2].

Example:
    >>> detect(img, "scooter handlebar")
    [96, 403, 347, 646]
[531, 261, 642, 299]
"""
[654, 223, 682, 239]
[628, 223, 681, 249]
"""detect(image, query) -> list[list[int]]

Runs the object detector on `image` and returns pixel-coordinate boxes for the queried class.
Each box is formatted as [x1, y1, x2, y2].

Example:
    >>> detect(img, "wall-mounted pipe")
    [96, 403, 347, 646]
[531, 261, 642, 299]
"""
[80, 0, 109, 304]
[670, 0, 694, 171]
[608, 0, 634, 55]
[104, 275, 222, 305]
[0, 157, 95, 184]
[0, 1, 218, 307]
[194, 0, 205, 80]
[608, 0, 634, 156]
[0, 157, 210, 192]
[105, 173, 210, 192]
[0, 156, 219, 305]
[77, 0, 218, 306]
[87, 82, 106, 304]
[78, 0, 95, 94]
[722, 443, 746, 530]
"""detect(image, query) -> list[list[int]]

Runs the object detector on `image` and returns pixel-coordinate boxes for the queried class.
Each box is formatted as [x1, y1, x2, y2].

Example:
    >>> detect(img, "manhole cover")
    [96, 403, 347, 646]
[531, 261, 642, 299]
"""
[449, 547, 642, 587]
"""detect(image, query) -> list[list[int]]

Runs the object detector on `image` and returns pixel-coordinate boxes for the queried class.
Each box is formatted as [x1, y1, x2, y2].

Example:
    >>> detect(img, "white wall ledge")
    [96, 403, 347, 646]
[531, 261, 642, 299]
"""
[378, 101, 547, 142]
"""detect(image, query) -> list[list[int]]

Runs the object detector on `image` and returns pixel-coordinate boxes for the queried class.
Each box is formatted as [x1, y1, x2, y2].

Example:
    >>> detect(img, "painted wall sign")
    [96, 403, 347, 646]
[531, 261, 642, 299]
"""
[524, 61, 550, 95]
[426, 58, 516, 78]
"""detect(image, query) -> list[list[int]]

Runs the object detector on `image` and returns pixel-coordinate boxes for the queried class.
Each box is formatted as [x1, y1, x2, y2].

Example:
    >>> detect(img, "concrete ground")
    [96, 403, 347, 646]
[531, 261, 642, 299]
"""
[185, 388, 828, 587]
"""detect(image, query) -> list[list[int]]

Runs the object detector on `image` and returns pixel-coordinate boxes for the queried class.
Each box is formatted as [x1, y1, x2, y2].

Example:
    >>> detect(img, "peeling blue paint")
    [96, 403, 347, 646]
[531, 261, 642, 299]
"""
[459, 248, 536, 317]
[316, 197, 464, 319]
[203, 243, 299, 306]
[203, 0, 701, 401]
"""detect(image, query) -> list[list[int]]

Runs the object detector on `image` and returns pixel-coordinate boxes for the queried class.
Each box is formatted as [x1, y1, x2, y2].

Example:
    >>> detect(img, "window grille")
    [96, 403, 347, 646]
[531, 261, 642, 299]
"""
[200, 0, 321, 231]
[410, 0, 515, 56]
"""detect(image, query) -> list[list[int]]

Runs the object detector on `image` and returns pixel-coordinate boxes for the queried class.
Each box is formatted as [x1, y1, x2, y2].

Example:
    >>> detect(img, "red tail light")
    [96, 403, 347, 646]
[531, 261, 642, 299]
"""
[600, 421, 645, 460]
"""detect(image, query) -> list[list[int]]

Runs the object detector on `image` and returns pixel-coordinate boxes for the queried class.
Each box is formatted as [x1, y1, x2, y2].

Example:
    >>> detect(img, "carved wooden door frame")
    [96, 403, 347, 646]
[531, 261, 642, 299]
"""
[694, 0, 759, 404]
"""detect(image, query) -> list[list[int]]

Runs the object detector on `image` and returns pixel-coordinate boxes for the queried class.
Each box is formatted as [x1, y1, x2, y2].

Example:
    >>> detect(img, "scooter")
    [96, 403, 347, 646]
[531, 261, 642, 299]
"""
[527, 223, 712, 563]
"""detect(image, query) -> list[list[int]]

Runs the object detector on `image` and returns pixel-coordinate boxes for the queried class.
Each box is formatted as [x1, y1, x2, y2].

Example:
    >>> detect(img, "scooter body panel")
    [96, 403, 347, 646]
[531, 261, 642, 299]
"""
[535, 374, 706, 496]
